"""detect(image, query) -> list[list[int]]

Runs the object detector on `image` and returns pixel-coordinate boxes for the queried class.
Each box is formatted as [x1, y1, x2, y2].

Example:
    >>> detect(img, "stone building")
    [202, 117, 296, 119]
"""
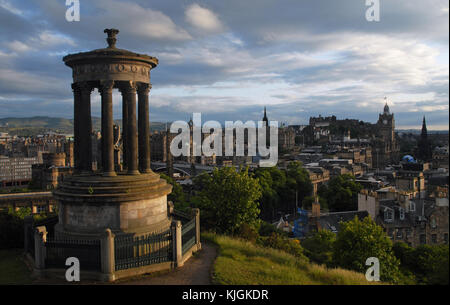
[432, 146, 448, 170]
[278, 125, 296, 150]
[31, 152, 74, 190]
[0, 191, 57, 214]
[0, 155, 39, 187]
[358, 186, 449, 247]
[372, 101, 400, 168]
[304, 166, 330, 197]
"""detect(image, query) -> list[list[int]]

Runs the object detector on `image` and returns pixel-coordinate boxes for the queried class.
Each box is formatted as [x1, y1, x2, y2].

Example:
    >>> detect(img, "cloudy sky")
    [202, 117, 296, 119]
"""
[0, 0, 448, 129]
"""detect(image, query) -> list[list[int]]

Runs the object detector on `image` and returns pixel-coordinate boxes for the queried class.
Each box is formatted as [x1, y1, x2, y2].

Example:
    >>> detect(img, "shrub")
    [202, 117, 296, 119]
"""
[394, 243, 449, 285]
[333, 216, 402, 283]
[301, 230, 336, 267]
[259, 232, 307, 260]
[237, 223, 259, 243]
[0, 209, 26, 249]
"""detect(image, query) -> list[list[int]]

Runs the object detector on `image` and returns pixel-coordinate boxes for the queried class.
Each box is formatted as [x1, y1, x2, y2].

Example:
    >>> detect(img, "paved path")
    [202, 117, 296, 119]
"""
[116, 242, 217, 285]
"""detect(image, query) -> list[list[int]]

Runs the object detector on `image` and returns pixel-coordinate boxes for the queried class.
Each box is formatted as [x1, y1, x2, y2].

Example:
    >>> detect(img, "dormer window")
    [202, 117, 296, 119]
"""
[410, 202, 416, 212]
[384, 208, 394, 222]
[399, 208, 405, 220]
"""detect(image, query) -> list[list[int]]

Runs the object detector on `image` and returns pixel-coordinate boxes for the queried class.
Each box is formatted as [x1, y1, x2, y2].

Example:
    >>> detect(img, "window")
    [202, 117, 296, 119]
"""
[384, 208, 394, 222]
[431, 234, 437, 244]
[409, 202, 416, 212]
[399, 208, 405, 220]
[36, 205, 47, 213]
[396, 229, 403, 239]
[420, 234, 426, 245]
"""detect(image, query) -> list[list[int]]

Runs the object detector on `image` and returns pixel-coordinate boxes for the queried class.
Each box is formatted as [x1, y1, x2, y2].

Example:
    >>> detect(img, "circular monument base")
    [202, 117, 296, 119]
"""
[52, 171, 172, 239]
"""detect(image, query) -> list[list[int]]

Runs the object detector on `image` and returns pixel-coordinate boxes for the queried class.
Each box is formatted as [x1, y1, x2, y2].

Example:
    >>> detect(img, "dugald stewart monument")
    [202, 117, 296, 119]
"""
[55, 28, 172, 238]
[29, 29, 201, 282]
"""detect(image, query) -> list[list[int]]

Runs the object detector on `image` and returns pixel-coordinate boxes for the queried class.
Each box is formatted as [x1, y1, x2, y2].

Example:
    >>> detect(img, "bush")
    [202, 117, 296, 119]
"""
[301, 230, 336, 267]
[259, 233, 307, 260]
[393, 242, 449, 285]
[333, 216, 402, 283]
[258, 221, 285, 237]
[0, 209, 26, 249]
[237, 223, 259, 243]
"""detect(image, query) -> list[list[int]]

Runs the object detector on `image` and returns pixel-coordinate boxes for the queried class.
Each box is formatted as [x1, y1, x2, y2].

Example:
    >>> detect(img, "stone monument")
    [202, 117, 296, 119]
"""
[53, 29, 172, 239]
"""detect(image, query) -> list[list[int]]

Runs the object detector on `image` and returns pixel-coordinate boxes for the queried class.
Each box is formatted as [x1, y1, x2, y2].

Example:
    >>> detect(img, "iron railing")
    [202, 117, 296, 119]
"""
[181, 217, 196, 255]
[45, 238, 101, 271]
[114, 229, 172, 271]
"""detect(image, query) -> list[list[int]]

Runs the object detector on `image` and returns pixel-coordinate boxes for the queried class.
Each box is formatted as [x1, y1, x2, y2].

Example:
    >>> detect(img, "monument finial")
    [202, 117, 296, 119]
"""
[104, 28, 119, 48]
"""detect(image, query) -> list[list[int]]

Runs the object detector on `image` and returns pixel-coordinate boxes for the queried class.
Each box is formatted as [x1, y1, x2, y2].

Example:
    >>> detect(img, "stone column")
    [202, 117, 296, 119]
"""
[124, 81, 139, 175]
[171, 220, 183, 267]
[34, 226, 47, 270]
[138, 83, 151, 173]
[79, 82, 93, 173]
[99, 80, 116, 176]
[120, 87, 128, 170]
[192, 208, 201, 250]
[72, 83, 81, 173]
[101, 228, 115, 282]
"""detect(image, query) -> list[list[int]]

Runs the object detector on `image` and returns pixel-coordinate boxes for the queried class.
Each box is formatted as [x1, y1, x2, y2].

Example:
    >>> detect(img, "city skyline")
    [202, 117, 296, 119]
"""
[0, 0, 448, 130]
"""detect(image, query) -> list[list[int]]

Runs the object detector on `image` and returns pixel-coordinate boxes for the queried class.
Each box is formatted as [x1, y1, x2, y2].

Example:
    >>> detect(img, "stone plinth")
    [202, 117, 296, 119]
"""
[53, 172, 172, 238]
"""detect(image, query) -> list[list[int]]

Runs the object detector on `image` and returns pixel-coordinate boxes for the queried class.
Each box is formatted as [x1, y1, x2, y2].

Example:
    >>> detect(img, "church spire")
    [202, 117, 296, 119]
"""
[263, 106, 268, 124]
[421, 116, 428, 138]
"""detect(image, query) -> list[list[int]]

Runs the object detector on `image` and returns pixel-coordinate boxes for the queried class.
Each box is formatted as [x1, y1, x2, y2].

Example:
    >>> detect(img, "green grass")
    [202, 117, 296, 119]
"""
[203, 233, 383, 285]
[0, 249, 33, 285]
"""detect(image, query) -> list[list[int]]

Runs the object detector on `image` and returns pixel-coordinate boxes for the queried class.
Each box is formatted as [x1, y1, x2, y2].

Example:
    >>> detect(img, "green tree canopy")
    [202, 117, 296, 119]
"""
[320, 174, 362, 212]
[333, 216, 402, 283]
[394, 242, 449, 285]
[301, 230, 336, 266]
[159, 173, 188, 211]
[191, 166, 262, 234]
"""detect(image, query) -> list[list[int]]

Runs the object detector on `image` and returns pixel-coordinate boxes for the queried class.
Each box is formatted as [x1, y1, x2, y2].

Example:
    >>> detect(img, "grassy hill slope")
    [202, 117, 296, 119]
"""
[203, 233, 382, 285]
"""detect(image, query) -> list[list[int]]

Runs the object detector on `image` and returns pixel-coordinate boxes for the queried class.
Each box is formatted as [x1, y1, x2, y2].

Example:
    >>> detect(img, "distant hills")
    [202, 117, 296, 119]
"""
[0, 116, 447, 137]
[396, 129, 448, 135]
[0, 116, 167, 136]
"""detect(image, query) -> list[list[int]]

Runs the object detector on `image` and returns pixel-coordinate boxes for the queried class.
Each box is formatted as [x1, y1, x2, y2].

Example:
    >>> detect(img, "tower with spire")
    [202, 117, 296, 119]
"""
[373, 97, 400, 168]
[262, 106, 269, 126]
[416, 116, 432, 161]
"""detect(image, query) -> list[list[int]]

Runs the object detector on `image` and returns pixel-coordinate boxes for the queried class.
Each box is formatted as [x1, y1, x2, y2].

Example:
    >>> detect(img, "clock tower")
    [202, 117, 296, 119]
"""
[377, 99, 395, 143]
[373, 98, 400, 168]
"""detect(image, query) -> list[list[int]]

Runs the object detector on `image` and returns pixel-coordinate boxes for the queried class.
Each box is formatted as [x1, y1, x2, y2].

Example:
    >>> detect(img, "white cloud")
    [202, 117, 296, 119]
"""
[185, 4, 224, 33]
[5, 40, 31, 53]
[96, 0, 192, 41]
[0, 0, 23, 16]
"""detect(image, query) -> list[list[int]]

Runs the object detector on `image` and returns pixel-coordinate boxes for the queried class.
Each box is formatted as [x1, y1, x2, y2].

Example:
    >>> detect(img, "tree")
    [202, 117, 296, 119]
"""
[394, 242, 449, 285]
[160, 173, 188, 211]
[191, 166, 262, 234]
[253, 168, 283, 221]
[333, 216, 402, 283]
[322, 174, 362, 212]
[285, 161, 313, 212]
[301, 195, 328, 210]
[301, 230, 336, 266]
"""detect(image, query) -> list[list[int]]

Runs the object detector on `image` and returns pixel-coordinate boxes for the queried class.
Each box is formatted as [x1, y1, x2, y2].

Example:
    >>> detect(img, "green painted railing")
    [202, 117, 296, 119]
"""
[181, 217, 196, 255]
[114, 229, 172, 271]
